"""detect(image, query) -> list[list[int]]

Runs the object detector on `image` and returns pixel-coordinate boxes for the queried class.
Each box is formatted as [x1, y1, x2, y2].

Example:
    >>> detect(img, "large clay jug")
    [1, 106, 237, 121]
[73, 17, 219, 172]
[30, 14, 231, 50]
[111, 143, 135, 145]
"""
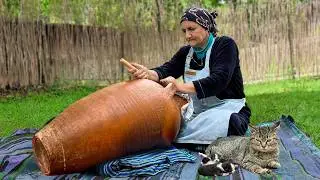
[32, 79, 187, 175]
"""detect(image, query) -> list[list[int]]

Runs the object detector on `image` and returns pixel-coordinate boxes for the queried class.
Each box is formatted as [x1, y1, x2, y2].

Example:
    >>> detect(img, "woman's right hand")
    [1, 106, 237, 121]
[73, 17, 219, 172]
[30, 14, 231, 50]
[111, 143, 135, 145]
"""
[127, 63, 150, 79]
[121, 59, 159, 82]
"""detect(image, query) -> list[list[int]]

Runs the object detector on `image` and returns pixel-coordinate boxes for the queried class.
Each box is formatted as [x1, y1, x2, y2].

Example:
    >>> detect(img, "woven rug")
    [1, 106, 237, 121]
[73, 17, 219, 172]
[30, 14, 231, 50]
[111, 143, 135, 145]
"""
[1, 115, 319, 180]
[198, 115, 320, 180]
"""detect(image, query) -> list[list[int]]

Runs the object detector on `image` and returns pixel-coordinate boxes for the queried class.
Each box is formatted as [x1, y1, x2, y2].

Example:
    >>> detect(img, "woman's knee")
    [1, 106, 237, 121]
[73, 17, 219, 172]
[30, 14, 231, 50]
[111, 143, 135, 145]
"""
[228, 113, 249, 136]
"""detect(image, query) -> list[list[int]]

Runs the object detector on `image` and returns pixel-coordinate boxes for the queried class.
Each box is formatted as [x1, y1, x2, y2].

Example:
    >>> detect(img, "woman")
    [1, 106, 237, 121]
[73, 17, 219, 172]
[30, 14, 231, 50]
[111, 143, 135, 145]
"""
[126, 7, 251, 149]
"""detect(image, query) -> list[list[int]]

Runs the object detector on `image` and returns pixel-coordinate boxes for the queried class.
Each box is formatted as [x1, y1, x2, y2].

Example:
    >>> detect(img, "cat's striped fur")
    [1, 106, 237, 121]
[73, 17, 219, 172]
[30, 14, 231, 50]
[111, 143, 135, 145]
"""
[198, 121, 280, 176]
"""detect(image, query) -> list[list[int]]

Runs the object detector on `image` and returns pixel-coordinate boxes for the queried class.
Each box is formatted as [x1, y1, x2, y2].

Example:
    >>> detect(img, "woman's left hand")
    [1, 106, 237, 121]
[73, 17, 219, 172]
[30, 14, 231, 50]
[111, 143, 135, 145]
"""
[160, 76, 177, 87]
[160, 76, 196, 94]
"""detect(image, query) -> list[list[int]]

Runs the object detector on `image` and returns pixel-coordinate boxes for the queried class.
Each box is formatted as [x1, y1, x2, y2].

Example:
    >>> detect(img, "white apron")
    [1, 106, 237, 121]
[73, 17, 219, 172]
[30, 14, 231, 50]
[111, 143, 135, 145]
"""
[174, 39, 246, 144]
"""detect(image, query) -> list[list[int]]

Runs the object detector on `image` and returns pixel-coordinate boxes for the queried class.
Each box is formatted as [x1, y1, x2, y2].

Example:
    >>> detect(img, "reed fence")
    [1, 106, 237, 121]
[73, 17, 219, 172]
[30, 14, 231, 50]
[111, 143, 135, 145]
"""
[0, 0, 319, 89]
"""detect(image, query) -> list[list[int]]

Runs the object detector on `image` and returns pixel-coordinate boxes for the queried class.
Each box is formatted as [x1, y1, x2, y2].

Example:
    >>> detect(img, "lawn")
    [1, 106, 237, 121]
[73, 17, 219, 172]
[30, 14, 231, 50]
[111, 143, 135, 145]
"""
[245, 77, 320, 147]
[1, 77, 319, 147]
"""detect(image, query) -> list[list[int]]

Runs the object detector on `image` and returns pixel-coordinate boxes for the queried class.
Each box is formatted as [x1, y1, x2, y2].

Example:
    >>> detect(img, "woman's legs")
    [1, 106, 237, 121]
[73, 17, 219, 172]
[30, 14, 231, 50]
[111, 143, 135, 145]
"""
[227, 105, 251, 136]
[174, 104, 251, 150]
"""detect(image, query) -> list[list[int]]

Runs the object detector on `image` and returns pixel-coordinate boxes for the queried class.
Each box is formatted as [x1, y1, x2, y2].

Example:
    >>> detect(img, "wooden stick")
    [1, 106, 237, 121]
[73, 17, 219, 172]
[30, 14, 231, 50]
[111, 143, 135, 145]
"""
[120, 58, 137, 71]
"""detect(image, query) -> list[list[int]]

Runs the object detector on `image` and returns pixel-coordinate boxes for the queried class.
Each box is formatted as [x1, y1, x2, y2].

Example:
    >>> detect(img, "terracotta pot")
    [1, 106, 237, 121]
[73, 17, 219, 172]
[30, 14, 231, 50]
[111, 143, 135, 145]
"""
[32, 79, 187, 175]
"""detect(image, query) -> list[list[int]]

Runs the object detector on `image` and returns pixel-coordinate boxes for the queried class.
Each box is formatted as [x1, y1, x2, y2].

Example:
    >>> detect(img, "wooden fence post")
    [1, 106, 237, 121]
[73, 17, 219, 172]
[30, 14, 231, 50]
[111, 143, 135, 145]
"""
[287, 1, 296, 79]
[120, 31, 125, 81]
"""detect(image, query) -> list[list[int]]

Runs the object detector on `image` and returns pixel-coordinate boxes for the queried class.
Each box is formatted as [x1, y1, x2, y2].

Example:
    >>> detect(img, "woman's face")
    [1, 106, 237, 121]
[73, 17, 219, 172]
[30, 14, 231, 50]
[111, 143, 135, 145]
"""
[181, 21, 209, 48]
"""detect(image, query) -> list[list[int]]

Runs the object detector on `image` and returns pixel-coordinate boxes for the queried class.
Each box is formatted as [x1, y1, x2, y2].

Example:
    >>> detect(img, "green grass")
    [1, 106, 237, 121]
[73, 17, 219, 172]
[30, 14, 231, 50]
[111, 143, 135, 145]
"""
[245, 77, 320, 147]
[0, 78, 319, 147]
[0, 86, 99, 136]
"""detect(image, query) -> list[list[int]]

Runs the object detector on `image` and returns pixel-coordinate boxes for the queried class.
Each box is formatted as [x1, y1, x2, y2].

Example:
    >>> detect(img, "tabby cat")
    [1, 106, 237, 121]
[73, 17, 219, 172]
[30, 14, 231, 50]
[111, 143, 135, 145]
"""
[198, 121, 281, 176]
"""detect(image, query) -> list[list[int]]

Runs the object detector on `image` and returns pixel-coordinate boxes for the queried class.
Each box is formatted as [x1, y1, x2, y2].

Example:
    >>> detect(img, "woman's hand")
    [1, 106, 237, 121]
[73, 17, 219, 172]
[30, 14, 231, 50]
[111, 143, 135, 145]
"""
[160, 76, 177, 87]
[160, 76, 196, 94]
[126, 63, 149, 79]
[121, 60, 159, 82]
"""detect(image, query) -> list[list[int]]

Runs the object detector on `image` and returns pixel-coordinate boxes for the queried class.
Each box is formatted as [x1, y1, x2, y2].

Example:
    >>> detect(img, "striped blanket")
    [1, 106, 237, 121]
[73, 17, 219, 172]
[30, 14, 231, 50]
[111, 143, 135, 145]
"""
[1, 115, 320, 180]
[97, 147, 197, 177]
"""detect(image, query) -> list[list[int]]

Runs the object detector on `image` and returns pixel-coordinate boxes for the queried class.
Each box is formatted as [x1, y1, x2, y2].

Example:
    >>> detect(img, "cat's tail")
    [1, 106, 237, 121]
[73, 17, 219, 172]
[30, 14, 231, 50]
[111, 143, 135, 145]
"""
[198, 152, 237, 177]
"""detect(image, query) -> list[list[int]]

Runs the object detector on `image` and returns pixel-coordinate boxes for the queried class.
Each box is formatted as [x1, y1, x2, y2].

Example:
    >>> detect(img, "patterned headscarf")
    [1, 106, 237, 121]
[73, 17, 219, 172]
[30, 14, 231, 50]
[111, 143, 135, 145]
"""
[180, 7, 218, 35]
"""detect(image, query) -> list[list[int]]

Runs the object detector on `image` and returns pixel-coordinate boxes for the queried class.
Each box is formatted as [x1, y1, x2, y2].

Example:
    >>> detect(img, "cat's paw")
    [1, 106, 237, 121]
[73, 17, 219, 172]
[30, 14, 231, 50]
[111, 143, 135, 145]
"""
[253, 167, 272, 174]
[268, 161, 281, 169]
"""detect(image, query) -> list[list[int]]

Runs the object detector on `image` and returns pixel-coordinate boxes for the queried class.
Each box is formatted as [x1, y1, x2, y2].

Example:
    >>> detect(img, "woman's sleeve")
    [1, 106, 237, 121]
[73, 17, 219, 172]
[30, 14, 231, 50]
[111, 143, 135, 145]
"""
[152, 46, 189, 80]
[192, 37, 238, 99]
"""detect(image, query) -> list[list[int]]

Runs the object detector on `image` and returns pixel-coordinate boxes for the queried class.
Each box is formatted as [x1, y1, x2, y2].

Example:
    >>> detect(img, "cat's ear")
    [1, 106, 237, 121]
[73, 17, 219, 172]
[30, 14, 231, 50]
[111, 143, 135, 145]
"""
[199, 152, 210, 159]
[271, 121, 280, 131]
[199, 153, 212, 165]
[249, 124, 257, 133]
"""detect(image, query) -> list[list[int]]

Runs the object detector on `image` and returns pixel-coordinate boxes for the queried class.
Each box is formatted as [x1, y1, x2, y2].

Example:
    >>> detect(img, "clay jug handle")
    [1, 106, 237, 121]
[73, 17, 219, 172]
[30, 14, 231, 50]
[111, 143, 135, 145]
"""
[164, 83, 176, 97]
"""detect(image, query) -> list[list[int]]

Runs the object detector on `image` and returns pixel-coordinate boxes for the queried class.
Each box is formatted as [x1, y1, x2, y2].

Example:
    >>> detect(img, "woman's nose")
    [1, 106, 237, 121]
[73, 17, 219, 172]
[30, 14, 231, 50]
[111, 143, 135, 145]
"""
[185, 31, 192, 40]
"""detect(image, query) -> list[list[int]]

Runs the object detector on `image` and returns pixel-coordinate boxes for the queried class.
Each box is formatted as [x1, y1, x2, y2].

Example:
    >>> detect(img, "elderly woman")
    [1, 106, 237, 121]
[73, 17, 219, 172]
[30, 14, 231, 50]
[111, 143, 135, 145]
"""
[126, 7, 251, 149]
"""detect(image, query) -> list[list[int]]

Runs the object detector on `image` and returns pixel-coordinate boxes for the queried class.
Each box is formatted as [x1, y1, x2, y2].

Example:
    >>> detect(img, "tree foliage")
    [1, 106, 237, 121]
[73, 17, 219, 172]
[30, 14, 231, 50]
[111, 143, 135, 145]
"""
[0, 0, 311, 30]
[3, 0, 21, 17]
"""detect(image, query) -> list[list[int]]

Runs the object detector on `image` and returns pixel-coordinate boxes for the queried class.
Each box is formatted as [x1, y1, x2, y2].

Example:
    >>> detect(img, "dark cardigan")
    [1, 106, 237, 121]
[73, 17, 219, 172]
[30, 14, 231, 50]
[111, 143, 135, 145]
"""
[153, 36, 246, 100]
